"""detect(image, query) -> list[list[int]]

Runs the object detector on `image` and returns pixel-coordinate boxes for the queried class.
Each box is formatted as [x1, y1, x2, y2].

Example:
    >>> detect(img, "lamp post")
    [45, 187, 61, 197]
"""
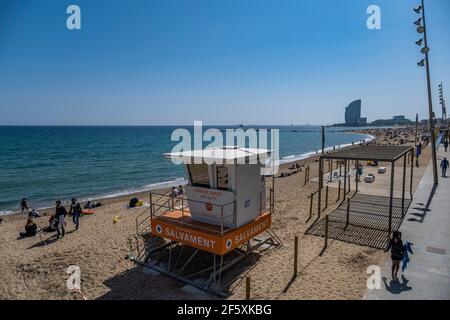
[439, 83, 449, 144]
[438, 83, 446, 124]
[414, 0, 438, 185]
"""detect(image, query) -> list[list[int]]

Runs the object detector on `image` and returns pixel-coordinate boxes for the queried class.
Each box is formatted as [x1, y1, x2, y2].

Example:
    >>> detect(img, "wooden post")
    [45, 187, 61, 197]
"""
[246, 277, 251, 300]
[345, 199, 350, 229]
[324, 215, 329, 248]
[309, 193, 313, 220]
[337, 179, 341, 202]
[324, 185, 329, 210]
[304, 167, 308, 185]
[348, 174, 351, 193]
[294, 236, 298, 278]
[318, 158, 323, 217]
[343, 160, 347, 200]
[388, 161, 395, 236]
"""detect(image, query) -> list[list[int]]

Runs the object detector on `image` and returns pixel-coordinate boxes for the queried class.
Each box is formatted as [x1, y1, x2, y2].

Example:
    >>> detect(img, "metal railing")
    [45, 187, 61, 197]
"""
[147, 187, 274, 237]
[135, 189, 172, 235]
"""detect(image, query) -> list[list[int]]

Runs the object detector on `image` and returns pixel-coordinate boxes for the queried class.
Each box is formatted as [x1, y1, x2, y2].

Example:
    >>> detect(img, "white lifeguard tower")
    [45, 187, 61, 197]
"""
[131, 147, 281, 295]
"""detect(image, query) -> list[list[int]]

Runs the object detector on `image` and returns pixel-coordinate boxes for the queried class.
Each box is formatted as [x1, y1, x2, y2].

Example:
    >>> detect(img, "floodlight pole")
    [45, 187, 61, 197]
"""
[421, 0, 439, 185]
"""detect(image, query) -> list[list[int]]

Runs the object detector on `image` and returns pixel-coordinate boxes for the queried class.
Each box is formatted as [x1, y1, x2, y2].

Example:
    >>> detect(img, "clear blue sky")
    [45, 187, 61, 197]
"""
[0, 0, 449, 125]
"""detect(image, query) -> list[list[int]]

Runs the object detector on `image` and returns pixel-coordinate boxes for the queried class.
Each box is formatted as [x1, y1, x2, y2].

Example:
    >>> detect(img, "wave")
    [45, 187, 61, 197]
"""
[79, 177, 188, 202]
[278, 134, 375, 165]
[0, 177, 188, 216]
[0, 210, 15, 217]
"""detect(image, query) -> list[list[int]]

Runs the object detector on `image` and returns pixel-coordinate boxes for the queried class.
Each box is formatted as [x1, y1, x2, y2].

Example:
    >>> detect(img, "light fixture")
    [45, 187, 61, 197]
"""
[421, 47, 430, 54]
[417, 59, 425, 67]
[417, 26, 425, 33]
[415, 39, 423, 46]
[414, 6, 422, 14]
[414, 18, 422, 26]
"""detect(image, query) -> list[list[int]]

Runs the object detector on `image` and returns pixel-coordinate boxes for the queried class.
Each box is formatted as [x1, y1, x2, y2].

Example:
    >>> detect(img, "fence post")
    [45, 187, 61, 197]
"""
[324, 185, 329, 210]
[337, 179, 341, 202]
[308, 193, 313, 221]
[347, 175, 351, 194]
[345, 198, 350, 229]
[294, 236, 298, 278]
[246, 277, 251, 300]
[324, 215, 329, 248]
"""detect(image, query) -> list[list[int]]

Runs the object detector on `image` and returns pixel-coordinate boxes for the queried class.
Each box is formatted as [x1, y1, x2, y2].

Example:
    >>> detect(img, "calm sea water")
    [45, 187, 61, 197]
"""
[0, 126, 370, 214]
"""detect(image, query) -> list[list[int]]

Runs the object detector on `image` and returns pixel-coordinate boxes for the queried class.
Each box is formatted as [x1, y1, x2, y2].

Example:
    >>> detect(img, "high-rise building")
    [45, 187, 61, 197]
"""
[345, 99, 362, 125]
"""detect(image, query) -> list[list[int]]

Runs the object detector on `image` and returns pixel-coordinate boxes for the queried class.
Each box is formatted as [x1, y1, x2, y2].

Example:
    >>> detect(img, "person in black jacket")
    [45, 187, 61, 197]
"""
[55, 200, 67, 239]
[69, 198, 82, 230]
[386, 231, 404, 280]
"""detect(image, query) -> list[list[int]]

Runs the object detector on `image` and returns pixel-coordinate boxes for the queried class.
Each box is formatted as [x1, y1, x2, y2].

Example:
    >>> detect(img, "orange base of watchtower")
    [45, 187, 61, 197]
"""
[151, 211, 271, 256]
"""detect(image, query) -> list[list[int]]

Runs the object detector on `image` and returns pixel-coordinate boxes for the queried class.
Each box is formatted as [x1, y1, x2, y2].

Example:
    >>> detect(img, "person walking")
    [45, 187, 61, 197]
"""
[444, 140, 449, 152]
[55, 200, 67, 239]
[386, 231, 405, 280]
[20, 198, 28, 214]
[440, 157, 449, 177]
[69, 198, 82, 230]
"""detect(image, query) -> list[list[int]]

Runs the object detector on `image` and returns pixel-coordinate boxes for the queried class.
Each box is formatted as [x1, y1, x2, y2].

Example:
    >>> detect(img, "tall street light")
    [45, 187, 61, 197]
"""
[439, 83, 449, 143]
[438, 83, 446, 124]
[414, 0, 438, 185]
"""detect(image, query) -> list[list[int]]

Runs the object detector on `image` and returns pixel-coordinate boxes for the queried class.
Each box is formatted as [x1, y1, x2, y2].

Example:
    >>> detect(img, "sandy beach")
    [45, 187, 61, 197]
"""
[0, 126, 432, 300]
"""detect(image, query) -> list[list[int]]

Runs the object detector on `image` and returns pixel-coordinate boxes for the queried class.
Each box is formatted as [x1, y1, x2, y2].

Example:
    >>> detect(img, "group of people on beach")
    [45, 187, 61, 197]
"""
[19, 197, 87, 240]
[171, 185, 185, 197]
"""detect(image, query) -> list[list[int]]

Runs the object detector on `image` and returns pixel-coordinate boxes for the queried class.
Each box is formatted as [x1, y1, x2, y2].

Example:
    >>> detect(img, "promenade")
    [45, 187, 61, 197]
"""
[364, 147, 450, 299]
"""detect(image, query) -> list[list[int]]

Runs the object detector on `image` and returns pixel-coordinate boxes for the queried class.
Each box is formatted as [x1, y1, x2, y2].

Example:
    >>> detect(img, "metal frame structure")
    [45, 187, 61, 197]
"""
[318, 145, 414, 235]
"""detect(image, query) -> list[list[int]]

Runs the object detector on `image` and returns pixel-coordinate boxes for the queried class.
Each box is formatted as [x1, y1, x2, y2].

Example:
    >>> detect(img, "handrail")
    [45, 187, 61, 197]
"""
[139, 187, 274, 237]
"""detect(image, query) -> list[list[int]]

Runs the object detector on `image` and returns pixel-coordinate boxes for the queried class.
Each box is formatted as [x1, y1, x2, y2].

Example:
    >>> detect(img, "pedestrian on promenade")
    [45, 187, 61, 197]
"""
[386, 231, 405, 280]
[440, 157, 449, 177]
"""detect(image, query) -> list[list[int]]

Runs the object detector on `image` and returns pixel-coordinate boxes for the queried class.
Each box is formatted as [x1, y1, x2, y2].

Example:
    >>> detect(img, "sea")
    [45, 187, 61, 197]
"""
[0, 125, 372, 215]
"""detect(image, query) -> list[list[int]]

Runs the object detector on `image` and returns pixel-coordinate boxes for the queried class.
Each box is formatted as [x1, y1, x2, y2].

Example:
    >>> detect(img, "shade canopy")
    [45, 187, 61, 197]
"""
[321, 145, 413, 162]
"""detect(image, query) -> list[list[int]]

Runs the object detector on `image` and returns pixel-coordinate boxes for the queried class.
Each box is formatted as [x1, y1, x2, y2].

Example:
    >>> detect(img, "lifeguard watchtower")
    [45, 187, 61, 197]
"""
[131, 147, 281, 295]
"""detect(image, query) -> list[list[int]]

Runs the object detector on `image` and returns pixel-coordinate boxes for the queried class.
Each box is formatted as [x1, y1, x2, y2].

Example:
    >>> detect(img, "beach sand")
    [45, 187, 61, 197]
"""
[0, 126, 432, 300]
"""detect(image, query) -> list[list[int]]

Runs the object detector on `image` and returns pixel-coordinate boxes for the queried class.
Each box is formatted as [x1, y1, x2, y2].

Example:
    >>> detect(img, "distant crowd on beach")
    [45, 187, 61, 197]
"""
[18, 197, 102, 240]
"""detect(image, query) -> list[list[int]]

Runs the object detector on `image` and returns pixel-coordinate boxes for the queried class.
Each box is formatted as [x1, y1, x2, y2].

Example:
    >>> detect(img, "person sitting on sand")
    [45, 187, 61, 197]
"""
[55, 200, 67, 239]
[385, 231, 405, 280]
[28, 209, 41, 219]
[129, 198, 139, 208]
[177, 185, 184, 195]
[19, 218, 37, 238]
[43, 214, 57, 232]
[83, 201, 93, 209]
[20, 198, 28, 214]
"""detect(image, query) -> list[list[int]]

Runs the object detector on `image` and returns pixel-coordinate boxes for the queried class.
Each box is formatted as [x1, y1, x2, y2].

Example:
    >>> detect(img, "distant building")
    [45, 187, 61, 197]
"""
[345, 99, 365, 125]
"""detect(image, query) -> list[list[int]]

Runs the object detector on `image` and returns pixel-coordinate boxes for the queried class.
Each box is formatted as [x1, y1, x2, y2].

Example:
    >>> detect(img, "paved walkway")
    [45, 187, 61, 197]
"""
[364, 147, 450, 300]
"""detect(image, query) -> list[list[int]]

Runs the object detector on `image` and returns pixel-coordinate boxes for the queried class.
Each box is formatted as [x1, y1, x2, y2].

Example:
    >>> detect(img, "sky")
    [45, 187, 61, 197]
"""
[0, 0, 449, 126]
